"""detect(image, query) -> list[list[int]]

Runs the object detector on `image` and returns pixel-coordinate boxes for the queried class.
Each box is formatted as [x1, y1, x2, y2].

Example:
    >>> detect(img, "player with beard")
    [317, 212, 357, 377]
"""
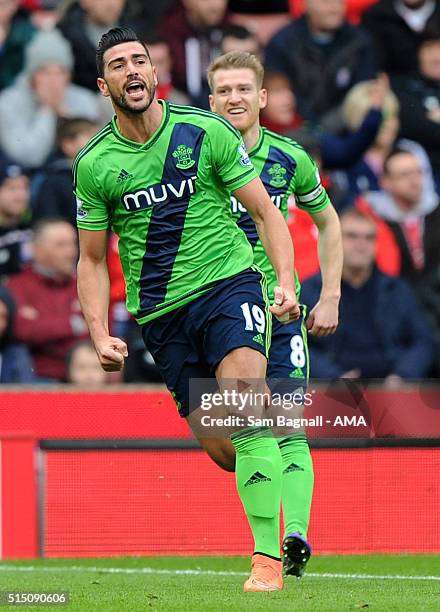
[75, 27, 305, 592]
[208, 51, 343, 578]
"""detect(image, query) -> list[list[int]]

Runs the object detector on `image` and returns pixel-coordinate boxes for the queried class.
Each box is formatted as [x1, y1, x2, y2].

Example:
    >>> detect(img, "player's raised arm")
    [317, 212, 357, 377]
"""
[234, 177, 300, 322]
[77, 228, 128, 372]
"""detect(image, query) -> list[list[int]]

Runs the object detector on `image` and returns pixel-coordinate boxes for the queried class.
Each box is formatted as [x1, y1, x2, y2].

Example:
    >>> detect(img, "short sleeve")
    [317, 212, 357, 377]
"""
[74, 155, 110, 231]
[209, 118, 258, 191]
[294, 152, 330, 214]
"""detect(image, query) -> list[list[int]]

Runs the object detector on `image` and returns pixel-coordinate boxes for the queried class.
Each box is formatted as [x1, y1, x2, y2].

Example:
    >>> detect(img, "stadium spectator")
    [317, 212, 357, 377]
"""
[363, 148, 440, 289]
[221, 23, 260, 56]
[301, 207, 435, 384]
[0, 28, 102, 168]
[289, 0, 378, 24]
[317, 73, 387, 171]
[125, 0, 175, 33]
[230, 0, 288, 9]
[66, 340, 108, 385]
[0, 157, 32, 278]
[58, 0, 133, 92]
[158, 0, 230, 107]
[392, 33, 440, 191]
[332, 79, 435, 207]
[0, 0, 36, 91]
[260, 71, 303, 134]
[0, 285, 35, 383]
[362, 0, 440, 76]
[265, 0, 376, 128]
[6, 218, 89, 381]
[141, 33, 190, 105]
[228, 1, 290, 46]
[21, 0, 61, 28]
[418, 266, 440, 375]
[31, 118, 99, 227]
[287, 74, 387, 203]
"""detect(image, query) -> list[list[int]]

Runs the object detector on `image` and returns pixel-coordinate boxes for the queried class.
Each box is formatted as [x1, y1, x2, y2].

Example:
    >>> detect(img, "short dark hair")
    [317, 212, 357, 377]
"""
[96, 26, 150, 78]
[31, 216, 73, 242]
[140, 31, 167, 47]
[56, 118, 99, 145]
[65, 340, 96, 377]
[419, 26, 440, 49]
[383, 148, 415, 175]
[340, 206, 377, 233]
[222, 24, 256, 41]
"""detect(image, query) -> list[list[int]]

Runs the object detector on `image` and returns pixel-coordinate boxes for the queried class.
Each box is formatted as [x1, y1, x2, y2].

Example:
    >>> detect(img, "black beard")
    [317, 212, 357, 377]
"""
[112, 82, 156, 114]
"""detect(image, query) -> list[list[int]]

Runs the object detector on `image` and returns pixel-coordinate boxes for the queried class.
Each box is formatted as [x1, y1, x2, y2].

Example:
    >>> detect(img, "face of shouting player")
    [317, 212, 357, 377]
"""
[209, 68, 266, 135]
[98, 41, 158, 114]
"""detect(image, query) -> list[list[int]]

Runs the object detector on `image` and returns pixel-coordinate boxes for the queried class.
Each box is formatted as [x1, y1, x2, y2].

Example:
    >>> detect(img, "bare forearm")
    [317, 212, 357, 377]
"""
[316, 214, 343, 300]
[255, 205, 295, 290]
[77, 257, 110, 341]
[234, 178, 297, 320]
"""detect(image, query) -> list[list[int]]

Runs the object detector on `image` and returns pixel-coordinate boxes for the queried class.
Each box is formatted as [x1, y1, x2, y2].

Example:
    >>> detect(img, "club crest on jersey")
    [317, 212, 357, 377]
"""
[268, 163, 287, 188]
[172, 144, 196, 169]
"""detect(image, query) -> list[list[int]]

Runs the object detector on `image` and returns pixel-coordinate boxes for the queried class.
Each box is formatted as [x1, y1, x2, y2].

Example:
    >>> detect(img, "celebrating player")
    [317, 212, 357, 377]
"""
[208, 51, 343, 578]
[76, 28, 305, 592]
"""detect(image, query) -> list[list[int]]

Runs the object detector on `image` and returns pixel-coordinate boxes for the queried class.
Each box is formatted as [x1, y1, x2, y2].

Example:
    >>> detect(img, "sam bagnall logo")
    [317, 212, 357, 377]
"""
[122, 177, 197, 211]
[244, 471, 272, 487]
[173, 144, 195, 169]
[268, 163, 287, 188]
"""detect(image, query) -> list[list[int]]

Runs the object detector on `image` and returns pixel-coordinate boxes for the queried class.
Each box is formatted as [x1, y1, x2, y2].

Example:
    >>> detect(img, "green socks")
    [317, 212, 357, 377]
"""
[231, 429, 282, 558]
[278, 435, 314, 538]
[231, 430, 314, 556]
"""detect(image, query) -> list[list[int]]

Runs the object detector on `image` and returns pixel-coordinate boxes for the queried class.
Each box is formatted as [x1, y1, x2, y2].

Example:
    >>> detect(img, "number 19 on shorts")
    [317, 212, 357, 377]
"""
[240, 302, 266, 332]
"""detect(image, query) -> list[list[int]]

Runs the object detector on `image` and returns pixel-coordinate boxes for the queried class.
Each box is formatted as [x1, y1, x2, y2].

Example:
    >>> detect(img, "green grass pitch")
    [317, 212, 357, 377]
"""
[0, 555, 439, 611]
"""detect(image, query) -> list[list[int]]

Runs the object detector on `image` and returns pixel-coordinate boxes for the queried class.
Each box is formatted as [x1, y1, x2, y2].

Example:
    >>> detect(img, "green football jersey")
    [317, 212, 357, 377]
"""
[230, 128, 330, 299]
[74, 101, 259, 324]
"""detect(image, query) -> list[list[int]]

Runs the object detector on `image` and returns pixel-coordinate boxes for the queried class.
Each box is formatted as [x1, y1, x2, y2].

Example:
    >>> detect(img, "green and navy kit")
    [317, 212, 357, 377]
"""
[231, 127, 330, 299]
[74, 100, 258, 324]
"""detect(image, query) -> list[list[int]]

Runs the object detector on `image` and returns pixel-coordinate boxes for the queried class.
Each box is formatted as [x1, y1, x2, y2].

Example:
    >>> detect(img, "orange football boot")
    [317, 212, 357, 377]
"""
[243, 553, 283, 592]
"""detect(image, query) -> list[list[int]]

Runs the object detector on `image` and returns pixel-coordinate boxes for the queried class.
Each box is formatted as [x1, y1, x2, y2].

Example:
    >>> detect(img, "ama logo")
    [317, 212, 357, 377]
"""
[122, 177, 197, 211]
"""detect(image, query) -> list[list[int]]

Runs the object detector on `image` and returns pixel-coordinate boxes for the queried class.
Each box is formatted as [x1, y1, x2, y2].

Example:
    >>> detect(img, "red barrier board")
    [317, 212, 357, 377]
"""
[0, 433, 38, 558]
[0, 387, 439, 439]
[0, 389, 190, 439]
[43, 448, 439, 557]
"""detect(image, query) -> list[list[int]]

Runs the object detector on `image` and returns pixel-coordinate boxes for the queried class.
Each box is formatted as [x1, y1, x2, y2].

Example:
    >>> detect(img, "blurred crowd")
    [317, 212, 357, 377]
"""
[0, 0, 439, 386]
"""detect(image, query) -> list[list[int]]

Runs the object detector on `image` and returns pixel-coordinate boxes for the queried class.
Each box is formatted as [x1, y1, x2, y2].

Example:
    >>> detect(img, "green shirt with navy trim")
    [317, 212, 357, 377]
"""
[74, 100, 258, 323]
[230, 127, 330, 299]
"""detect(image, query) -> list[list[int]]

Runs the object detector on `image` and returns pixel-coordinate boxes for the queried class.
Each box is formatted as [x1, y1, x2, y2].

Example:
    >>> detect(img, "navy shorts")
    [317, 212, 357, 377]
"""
[267, 305, 309, 395]
[141, 268, 270, 417]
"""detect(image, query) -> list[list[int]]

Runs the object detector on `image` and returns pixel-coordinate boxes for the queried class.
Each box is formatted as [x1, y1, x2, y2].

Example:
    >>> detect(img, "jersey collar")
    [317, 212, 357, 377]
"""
[248, 127, 265, 158]
[110, 99, 170, 150]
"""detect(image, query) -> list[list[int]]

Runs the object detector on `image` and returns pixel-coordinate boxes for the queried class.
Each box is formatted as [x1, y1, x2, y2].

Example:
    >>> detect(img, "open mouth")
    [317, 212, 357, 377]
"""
[228, 107, 246, 116]
[125, 81, 145, 100]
